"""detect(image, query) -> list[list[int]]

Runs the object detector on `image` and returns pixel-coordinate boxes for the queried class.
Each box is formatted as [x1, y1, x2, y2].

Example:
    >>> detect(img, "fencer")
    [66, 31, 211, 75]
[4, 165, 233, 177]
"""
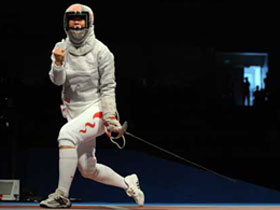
[40, 3, 144, 208]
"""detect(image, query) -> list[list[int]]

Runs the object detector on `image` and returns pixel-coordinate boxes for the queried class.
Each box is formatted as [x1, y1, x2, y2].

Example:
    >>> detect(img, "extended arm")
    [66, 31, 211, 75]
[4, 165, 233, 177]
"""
[98, 48, 125, 135]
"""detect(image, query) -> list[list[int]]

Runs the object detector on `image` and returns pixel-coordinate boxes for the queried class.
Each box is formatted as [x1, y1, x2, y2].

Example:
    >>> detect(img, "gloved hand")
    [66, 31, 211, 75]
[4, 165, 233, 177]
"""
[104, 116, 128, 139]
[104, 117, 122, 134]
[52, 47, 65, 66]
[101, 96, 127, 139]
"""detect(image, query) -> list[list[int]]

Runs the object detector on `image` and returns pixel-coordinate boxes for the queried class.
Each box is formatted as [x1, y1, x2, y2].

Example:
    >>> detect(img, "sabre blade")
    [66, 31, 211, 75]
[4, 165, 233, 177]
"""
[125, 131, 236, 183]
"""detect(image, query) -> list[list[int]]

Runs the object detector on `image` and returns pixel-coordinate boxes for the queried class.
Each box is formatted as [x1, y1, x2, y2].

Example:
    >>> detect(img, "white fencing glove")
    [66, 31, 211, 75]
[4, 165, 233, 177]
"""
[101, 96, 123, 138]
[101, 96, 127, 149]
[104, 117, 122, 134]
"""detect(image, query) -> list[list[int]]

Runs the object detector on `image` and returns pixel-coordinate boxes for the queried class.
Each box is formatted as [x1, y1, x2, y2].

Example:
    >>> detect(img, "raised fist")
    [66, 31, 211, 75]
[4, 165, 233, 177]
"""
[52, 47, 66, 66]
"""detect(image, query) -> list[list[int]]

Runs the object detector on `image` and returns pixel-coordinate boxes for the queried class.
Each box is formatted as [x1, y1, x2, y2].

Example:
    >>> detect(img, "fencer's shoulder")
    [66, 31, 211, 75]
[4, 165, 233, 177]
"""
[95, 39, 112, 54]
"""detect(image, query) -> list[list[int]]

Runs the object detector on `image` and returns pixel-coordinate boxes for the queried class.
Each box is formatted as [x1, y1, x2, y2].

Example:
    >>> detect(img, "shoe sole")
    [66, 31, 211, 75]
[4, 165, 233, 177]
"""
[40, 203, 71, 208]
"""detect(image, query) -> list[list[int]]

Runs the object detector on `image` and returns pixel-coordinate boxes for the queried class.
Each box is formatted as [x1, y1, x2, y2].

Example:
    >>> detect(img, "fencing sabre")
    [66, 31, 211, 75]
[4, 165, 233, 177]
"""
[105, 121, 128, 149]
[106, 119, 236, 182]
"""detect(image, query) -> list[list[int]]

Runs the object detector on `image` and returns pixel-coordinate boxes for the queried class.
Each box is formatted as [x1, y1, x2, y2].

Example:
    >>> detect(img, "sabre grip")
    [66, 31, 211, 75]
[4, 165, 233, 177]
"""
[111, 132, 119, 138]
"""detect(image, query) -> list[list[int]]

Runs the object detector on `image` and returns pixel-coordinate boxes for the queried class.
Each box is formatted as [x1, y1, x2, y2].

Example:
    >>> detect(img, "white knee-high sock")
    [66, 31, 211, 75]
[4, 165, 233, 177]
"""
[91, 164, 127, 189]
[57, 148, 78, 197]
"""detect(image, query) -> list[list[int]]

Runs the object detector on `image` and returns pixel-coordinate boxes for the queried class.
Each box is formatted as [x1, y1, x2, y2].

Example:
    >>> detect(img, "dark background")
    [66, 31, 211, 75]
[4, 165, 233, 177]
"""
[1, 0, 280, 199]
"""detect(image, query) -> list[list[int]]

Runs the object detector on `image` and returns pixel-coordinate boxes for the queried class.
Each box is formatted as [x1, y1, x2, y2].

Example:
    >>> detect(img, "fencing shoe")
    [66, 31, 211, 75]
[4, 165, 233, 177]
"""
[124, 174, 145, 206]
[40, 189, 71, 208]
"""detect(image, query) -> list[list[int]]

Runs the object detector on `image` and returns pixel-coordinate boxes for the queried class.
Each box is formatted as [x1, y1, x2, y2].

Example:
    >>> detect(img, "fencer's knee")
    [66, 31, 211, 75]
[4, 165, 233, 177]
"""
[80, 168, 98, 179]
[58, 139, 76, 148]
[78, 158, 99, 179]
[79, 165, 99, 179]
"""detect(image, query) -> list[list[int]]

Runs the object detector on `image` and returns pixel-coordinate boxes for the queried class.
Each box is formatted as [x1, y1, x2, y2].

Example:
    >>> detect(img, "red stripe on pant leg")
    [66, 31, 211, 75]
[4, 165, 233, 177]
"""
[79, 112, 103, 134]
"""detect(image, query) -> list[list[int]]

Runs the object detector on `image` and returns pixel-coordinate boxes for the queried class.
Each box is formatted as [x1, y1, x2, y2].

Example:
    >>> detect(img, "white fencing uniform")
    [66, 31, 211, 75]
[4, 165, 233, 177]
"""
[40, 4, 144, 207]
[50, 35, 116, 144]
[49, 26, 127, 193]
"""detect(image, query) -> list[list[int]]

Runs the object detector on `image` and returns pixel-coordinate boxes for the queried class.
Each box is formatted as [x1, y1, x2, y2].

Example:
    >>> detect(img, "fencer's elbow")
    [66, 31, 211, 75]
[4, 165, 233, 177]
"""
[54, 82, 64, 86]
[49, 72, 65, 86]
[53, 80, 65, 86]
[50, 78, 65, 86]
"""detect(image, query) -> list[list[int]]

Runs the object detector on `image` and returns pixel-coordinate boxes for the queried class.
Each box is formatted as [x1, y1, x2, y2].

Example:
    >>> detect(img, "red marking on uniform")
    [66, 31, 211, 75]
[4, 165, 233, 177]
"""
[68, 4, 82, 12]
[103, 117, 116, 127]
[0, 194, 2, 200]
[93, 112, 103, 119]
[105, 129, 112, 138]
[79, 112, 103, 134]
[64, 98, 71, 103]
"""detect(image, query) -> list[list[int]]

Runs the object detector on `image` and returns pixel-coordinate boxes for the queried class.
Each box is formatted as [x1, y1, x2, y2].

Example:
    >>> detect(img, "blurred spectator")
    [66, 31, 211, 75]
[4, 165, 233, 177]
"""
[243, 77, 250, 106]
